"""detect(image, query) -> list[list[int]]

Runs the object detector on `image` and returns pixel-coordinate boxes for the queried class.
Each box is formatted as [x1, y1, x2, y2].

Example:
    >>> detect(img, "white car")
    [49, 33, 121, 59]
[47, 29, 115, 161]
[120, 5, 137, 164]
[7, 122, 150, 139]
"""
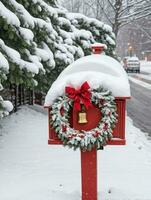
[126, 56, 140, 73]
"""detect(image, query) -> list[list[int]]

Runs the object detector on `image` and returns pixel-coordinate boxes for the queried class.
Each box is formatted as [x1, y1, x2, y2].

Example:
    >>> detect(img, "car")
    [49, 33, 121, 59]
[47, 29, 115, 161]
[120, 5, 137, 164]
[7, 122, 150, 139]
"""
[125, 56, 140, 73]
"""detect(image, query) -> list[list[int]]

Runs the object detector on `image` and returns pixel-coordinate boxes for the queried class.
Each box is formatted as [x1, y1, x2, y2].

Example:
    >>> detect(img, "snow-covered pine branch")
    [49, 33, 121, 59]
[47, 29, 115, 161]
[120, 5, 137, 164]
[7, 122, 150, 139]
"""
[0, 0, 116, 118]
[0, 51, 13, 118]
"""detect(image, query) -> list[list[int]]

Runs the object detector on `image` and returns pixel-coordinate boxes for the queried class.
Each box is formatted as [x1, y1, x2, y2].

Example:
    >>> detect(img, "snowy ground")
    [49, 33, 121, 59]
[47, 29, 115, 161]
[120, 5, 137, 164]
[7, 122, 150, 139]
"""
[128, 76, 151, 90]
[128, 61, 151, 89]
[140, 60, 151, 74]
[1, 106, 151, 200]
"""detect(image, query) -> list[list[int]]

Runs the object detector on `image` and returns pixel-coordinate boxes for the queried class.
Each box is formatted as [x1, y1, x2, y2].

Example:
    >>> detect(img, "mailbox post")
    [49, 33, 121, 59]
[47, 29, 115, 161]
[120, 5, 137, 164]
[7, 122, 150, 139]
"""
[81, 149, 97, 200]
[45, 43, 130, 200]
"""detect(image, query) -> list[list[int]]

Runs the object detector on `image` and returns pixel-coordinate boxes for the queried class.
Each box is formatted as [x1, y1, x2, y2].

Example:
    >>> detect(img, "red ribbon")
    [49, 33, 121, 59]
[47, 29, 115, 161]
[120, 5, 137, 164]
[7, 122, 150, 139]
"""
[65, 81, 92, 111]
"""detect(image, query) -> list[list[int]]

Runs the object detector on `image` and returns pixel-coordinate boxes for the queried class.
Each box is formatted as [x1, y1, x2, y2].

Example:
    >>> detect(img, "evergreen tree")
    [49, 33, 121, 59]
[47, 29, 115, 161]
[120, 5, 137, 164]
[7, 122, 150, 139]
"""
[0, 52, 13, 118]
[0, 0, 116, 117]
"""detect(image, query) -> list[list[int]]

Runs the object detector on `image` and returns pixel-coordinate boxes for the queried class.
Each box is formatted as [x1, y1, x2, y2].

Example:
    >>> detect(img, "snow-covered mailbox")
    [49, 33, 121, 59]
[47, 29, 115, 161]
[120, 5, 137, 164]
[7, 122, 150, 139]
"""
[44, 44, 130, 200]
[45, 44, 130, 147]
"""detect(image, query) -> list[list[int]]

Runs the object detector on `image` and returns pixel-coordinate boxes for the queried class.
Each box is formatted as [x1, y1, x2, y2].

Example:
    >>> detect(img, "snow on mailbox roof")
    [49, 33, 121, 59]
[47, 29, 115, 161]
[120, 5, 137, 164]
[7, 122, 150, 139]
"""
[45, 54, 130, 106]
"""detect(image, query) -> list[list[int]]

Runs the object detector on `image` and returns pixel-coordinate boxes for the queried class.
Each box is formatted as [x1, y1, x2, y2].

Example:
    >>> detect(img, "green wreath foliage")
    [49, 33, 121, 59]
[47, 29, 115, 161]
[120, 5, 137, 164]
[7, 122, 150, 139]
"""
[51, 86, 118, 151]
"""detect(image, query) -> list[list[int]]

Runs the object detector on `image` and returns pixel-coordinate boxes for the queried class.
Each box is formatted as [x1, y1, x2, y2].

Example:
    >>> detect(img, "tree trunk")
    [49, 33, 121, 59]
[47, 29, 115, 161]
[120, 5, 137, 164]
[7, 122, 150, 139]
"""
[113, 0, 122, 37]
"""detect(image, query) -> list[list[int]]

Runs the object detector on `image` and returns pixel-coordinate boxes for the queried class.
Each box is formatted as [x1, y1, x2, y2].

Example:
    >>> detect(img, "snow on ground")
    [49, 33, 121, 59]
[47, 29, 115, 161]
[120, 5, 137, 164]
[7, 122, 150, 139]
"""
[136, 74, 151, 81]
[129, 61, 151, 89]
[129, 76, 151, 90]
[0, 106, 151, 200]
[140, 61, 151, 74]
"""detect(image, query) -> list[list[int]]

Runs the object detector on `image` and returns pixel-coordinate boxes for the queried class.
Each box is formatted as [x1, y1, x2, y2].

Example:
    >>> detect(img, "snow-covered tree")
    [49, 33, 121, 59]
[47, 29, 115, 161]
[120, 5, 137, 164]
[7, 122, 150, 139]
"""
[0, 0, 116, 116]
[0, 52, 13, 118]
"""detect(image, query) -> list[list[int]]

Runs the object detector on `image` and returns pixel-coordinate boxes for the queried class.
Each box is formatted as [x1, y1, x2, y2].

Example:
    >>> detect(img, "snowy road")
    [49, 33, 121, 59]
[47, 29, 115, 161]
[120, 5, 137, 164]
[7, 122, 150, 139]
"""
[127, 63, 151, 135]
[127, 80, 151, 134]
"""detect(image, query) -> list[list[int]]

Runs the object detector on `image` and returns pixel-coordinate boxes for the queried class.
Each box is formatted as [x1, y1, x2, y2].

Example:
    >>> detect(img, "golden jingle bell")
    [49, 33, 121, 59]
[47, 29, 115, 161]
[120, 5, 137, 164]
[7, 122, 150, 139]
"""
[78, 112, 88, 124]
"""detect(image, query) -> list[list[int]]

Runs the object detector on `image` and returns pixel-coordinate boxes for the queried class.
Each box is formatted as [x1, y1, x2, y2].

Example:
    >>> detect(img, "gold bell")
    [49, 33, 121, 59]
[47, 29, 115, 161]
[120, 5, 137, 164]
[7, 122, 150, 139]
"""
[78, 104, 88, 124]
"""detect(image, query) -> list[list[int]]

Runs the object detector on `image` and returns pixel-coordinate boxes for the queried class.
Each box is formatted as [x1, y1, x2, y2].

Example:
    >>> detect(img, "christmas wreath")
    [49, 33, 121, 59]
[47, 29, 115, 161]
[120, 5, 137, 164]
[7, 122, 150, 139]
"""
[51, 81, 118, 151]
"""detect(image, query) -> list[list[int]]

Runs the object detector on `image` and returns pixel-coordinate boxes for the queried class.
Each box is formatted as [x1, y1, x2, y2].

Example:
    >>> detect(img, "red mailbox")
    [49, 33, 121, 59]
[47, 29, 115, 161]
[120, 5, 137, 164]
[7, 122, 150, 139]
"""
[45, 43, 130, 200]
[46, 96, 129, 145]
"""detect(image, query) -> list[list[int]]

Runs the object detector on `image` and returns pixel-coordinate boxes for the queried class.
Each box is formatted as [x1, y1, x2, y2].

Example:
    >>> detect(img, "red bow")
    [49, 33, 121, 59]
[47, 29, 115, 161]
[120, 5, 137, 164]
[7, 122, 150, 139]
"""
[65, 81, 92, 111]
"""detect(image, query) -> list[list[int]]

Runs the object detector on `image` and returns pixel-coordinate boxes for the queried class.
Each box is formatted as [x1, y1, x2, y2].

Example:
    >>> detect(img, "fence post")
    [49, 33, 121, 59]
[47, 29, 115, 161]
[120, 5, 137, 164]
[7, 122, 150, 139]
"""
[14, 84, 18, 112]
[18, 85, 22, 106]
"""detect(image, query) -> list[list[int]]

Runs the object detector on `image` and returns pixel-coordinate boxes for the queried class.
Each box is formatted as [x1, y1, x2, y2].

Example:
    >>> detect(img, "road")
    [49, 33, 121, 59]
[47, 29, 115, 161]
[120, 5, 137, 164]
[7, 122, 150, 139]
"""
[127, 75, 151, 135]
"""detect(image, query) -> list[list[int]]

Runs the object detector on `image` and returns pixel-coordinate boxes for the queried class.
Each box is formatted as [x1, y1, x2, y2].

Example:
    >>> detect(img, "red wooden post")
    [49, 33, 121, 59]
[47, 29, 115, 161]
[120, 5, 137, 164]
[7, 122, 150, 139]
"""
[81, 149, 97, 200]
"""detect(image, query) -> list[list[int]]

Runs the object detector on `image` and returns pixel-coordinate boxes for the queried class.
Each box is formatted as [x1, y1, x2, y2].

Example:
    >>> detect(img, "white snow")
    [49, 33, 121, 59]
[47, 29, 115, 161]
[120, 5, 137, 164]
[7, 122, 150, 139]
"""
[0, 52, 9, 71]
[137, 74, 151, 81]
[67, 13, 109, 33]
[0, 96, 13, 118]
[19, 27, 34, 43]
[58, 17, 71, 27]
[58, 55, 128, 81]
[45, 54, 130, 106]
[28, 55, 44, 72]
[34, 18, 54, 34]
[103, 24, 113, 33]
[0, 39, 21, 62]
[128, 61, 151, 89]
[2, 100, 13, 112]
[35, 47, 52, 62]
[76, 46, 84, 57]
[42, 43, 55, 68]
[36, 0, 57, 17]
[81, 40, 91, 49]
[0, 106, 151, 199]
[0, 84, 3, 91]
[74, 29, 93, 40]
[20, 60, 39, 74]
[9, 0, 35, 28]
[105, 35, 116, 46]
[140, 60, 151, 74]
[129, 76, 151, 90]
[64, 38, 73, 45]
[0, 39, 42, 74]
[0, 1, 20, 27]
[67, 12, 115, 42]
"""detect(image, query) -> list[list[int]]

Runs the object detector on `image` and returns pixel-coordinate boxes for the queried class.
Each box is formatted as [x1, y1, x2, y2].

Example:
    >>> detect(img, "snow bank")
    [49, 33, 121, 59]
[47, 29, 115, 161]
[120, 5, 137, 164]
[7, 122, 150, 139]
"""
[129, 76, 151, 90]
[0, 97, 13, 118]
[2, 100, 13, 112]
[140, 61, 151, 74]
[1, 107, 151, 199]
[45, 54, 130, 106]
